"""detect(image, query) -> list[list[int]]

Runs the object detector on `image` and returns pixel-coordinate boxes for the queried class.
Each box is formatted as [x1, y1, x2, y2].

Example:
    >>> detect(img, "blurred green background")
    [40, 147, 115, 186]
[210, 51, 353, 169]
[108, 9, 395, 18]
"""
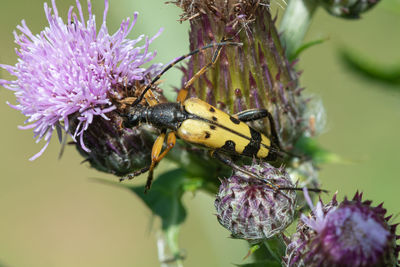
[0, 0, 399, 266]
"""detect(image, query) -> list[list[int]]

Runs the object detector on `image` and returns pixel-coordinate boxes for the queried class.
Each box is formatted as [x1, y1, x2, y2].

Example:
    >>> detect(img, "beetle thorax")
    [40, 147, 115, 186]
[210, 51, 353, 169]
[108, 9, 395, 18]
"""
[146, 102, 187, 131]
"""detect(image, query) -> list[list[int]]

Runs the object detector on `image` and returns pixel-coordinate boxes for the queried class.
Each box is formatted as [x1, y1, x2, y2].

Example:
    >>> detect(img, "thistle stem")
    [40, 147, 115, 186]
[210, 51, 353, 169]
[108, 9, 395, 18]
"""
[157, 229, 184, 267]
[280, 0, 319, 59]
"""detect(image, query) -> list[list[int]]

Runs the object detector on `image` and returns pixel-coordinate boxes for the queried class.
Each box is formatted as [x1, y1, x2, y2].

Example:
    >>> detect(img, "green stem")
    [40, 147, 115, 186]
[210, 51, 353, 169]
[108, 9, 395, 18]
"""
[156, 172, 185, 267]
[280, 0, 319, 59]
[166, 225, 184, 267]
[157, 228, 184, 267]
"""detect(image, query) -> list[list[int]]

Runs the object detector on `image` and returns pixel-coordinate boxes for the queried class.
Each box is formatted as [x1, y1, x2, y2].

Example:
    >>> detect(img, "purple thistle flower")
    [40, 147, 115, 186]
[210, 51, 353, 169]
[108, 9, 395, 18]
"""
[214, 162, 296, 242]
[284, 190, 400, 267]
[0, 0, 162, 161]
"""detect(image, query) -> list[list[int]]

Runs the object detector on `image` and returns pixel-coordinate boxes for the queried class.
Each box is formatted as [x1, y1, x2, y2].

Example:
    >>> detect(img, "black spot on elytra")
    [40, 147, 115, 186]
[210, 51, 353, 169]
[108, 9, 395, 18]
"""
[229, 116, 241, 125]
[212, 116, 217, 121]
[220, 140, 236, 152]
[205, 131, 211, 139]
[209, 107, 216, 112]
[242, 127, 261, 157]
[210, 125, 216, 130]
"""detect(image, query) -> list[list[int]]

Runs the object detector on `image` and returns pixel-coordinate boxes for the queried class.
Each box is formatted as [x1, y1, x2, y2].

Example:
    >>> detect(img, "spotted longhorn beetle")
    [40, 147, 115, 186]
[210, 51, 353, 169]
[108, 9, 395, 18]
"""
[120, 38, 324, 195]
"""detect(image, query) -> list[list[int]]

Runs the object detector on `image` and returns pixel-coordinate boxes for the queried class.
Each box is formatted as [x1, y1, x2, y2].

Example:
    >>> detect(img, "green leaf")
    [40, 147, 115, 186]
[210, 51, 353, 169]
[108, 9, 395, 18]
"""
[263, 238, 286, 262]
[129, 169, 187, 230]
[130, 169, 188, 264]
[244, 237, 286, 267]
[340, 48, 400, 86]
[290, 38, 327, 61]
[181, 177, 203, 193]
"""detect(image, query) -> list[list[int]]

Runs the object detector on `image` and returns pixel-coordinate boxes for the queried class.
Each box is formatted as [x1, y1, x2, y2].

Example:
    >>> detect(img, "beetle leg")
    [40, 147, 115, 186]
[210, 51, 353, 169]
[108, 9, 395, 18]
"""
[176, 37, 228, 103]
[120, 166, 150, 182]
[119, 132, 167, 183]
[211, 152, 281, 191]
[234, 109, 313, 160]
[234, 108, 282, 151]
[212, 152, 326, 195]
[235, 109, 315, 161]
[142, 131, 166, 191]
[118, 131, 172, 191]
[234, 109, 270, 122]
[144, 88, 159, 106]
[145, 131, 177, 192]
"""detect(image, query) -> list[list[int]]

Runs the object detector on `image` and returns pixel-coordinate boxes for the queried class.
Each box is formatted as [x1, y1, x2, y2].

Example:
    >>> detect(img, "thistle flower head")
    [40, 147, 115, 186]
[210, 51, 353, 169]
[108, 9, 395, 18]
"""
[284, 191, 400, 267]
[214, 162, 296, 242]
[0, 0, 162, 162]
[170, 0, 315, 155]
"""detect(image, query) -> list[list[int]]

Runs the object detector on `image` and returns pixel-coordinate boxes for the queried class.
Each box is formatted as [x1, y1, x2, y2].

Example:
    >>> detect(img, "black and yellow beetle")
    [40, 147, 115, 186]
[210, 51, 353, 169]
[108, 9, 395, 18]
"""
[120, 40, 322, 194]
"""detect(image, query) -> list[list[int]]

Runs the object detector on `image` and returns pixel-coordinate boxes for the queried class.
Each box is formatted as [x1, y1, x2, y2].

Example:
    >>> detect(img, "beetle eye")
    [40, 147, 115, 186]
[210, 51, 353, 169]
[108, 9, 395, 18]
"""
[124, 113, 139, 128]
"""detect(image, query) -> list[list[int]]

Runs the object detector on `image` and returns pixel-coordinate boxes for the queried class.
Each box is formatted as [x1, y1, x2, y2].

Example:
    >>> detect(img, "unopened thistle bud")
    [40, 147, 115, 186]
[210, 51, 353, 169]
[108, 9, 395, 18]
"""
[214, 162, 296, 242]
[317, 0, 380, 19]
[170, 0, 312, 151]
[0, 0, 163, 176]
[284, 192, 400, 267]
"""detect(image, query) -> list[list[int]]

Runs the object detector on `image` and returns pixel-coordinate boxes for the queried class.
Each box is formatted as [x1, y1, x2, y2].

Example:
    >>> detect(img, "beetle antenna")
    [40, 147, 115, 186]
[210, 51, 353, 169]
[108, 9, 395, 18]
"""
[212, 152, 327, 194]
[132, 40, 242, 106]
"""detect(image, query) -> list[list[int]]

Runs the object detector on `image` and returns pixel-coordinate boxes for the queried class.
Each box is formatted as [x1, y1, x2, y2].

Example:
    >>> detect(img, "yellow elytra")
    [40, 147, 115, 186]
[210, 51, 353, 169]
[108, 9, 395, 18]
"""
[177, 98, 272, 159]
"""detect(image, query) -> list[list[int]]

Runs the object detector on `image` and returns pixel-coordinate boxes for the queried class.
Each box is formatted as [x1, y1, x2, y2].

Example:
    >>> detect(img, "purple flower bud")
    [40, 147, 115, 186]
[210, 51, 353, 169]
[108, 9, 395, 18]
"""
[284, 191, 400, 267]
[1, 0, 164, 175]
[317, 0, 380, 19]
[214, 162, 296, 242]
